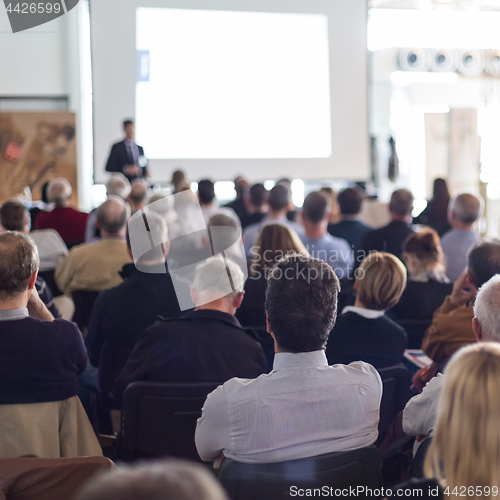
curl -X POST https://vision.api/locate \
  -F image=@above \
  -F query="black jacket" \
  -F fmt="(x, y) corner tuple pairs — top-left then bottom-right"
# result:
(105, 140), (148, 182)
(360, 220), (414, 261)
(113, 309), (267, 407)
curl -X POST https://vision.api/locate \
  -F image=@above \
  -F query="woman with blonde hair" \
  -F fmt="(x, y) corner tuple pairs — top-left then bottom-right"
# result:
(236, 223), (308, 328)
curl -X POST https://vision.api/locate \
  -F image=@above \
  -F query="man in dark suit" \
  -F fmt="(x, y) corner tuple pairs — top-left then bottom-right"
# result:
(113, 256), (267, 407)
(360, 188), (414, 261)
(105, 119), (148, 183)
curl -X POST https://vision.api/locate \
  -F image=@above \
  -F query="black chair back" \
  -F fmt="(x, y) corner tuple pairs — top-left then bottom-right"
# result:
(395, 319), (432, 349)
(378, 364), (412, 436)
(72, 290), (101, 331)
(410, 437), (432, 479)
(120, 381), (221, 461)
(218, 446), (382, 500)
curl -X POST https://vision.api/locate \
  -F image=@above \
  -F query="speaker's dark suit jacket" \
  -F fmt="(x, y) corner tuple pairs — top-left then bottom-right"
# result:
(105, 140), (148, 182)
(113, 309), (267, 407)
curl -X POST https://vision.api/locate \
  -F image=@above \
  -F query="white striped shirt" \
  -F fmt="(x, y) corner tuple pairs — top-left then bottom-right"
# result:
(195, 350), (382, 463)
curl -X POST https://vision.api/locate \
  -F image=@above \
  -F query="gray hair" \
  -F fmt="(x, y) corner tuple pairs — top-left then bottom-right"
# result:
(96, 196), (130, 235)
(47, 177), (72, 206)
(75, 460), (228, 500)
(194, 256), (245, 301)
(451, 193), (483, 225)
(0, 232), (39, 300)
(474, 274), (500, 342)
(106, 174), (131, 199)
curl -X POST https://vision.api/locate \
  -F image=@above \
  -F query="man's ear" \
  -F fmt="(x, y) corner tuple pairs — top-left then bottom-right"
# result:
(473, 317), (483, 342)
(233, 291), (244, 309)
(28, 271), (37, 291)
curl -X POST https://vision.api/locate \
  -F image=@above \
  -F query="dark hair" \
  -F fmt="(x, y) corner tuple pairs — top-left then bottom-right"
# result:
(302, 191), (328, 224)
(248, 183), (267, 208)
(390, 189), (414, 217)
(197, 179), (215, 204)
(0, 200), (28, 232)
(41, 181), (50, 204)
(267, 184), (290, 212)
(403, 228), (442, 264)
(337, 187), (363, 216)
(265, 253), (340, 352)
(430, 178), (450, 219)
(123, 119), (134, 129)
(468, 241), (500, 288)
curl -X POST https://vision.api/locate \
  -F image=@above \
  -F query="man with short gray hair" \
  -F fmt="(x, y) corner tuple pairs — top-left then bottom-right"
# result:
(114, 256), (266, 407)
(441, 193), (483, 281)
(0, 232), (87, 404)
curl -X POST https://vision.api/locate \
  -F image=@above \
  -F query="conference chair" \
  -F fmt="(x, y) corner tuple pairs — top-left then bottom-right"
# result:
(395, 319), (433, 349)
(119, 381), (221, 461)
(217, 446), (382, 500)
(410, 438), (432, 479)
(71, 290), (101, 334)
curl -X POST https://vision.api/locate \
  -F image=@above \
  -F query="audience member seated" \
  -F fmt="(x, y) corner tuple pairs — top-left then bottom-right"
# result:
(320, 187), (341, 225)
(418, 241), (500, 384)
(113, 257), (267, 407)
(224, 176), (249, 221)
(0, 232), (86, 404)
(55, 197), (131, 295)
(35, 178), (88, 247)
(206, 213), (245, 262)
(236, 223), (309, 328)
(243, 184), (303, 257)
(440, 193), (482, 281)
(326, 252), (407, 369)
(0, 200), (60, 317)
(195, 254), (382, 464)
(240, 183), (268, 230)
(391, 229), (452, 321)
(85, 174), (131, 242)
(297, 191), (352, 279)
(403, 274), (500, 444)
(147, 192), (183, 240)
(76, 460), (228, 500)
(412, 178), (451, 237)
(361, 189), (414, 261)
(127, 179), (149, 215)
(171, 169), (188, 194)
(29, 228), (68, 272)
(197, 179), (241, 228)
(86, 211), (185, 383)
(327, 187), (372, 265)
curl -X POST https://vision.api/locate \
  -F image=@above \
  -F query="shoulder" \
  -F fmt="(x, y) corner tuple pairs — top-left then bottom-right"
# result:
(38, 317), (80, 337)
(342, 361), (383, 386)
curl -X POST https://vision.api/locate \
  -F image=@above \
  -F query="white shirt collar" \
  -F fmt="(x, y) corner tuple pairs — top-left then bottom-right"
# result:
(342, 306), (385, 319)
(272, 350), (328, 371)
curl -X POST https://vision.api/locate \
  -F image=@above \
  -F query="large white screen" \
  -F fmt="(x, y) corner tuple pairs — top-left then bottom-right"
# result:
(136, 8), (332, 159)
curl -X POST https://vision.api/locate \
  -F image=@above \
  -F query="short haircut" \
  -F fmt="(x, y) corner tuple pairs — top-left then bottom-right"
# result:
(123, 119), (134, 128)
(356, 252), (407, 311)
(0, 232), (39, 300)
(302, 191), (329, 224)
(75, 460), (228, 500)
(171, 169), (186, 188)
(451, 193), (483, 225)
(47, 177), (72, 206)
(248, 183), (267, 208)
(197, 179), (215, 204)
(265, 253), (340, 353)
(127, 210), (168, 264)
(106, 174), (131, 199)
(267, 184), (290, 212)
(129, 180), (148, 205)
(208, 213), (237, 229)
(474, 275), (500, 342)
(0, 200), (29, 232)
(193, 256), (245, 301)
(468, 240), (500, 289)
(389, 189), (414, 217)
(337, 187), (363, 216)
(403, 228), (443, 266)
(96, 196), (130, 234)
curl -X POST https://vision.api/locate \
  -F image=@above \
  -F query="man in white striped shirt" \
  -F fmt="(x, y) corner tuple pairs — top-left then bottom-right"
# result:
(195, 254), (382, 464)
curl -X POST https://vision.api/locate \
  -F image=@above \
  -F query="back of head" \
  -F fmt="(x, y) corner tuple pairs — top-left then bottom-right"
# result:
(425, 342), (500, 490)
(337, 187), (363, 216)
(96, 196), (130, 235)
(47, 177), (72, 206)
(106, 174), (131, 199)
(451, 193), (483, 225)
(129, 180), (148, 206)
(265, 253), (340, 352)
(208, 213), (237, 230)
(267, 184), (290, 212)
(248, 183), (267, 208)
(171, 169), (186, 190)
(402, 228), (443, 267)
(302, 191), (329, 224)
(467, 241), (500, 288)
(431, 178), (450, 216)
(473, 275), (500, 342)
(197, 179), (215, 204)
(76, 460), (228, 500)
(234, 177), (248, 198)
(127, 210), (168, 265)
(0, 200), (29, 232)
(389, 189), (414, 218)
(356, 252), (407, 310)
(0, 232), (39, 300)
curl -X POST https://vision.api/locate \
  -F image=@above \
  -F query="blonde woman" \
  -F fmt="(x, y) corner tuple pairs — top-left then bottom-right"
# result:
(236, 223), (308, 328)
(326, 251), (408, 368)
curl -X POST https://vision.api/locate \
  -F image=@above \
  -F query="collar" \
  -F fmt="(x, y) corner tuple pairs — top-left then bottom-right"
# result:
(342, 306), (385, 319)
(162, 309), (242, 328)
(0, 308), (29, 321)
(273, 350), (328, 371)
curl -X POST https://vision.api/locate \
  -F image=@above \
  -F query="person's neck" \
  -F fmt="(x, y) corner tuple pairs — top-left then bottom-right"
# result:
(267, 209), (287, 220)
(341, 214), (360, 221)
(100, 231), (125, 239)
(452, 222), (474, 231)
(201, 201), (215, 209)
(0, 293), (28, 311)
(195, 298), (234, 315)
(353, 298), (368, 309)
(390, 214), (410, 223)
(249, 205), (266, 214)
(304, 221), (326, 239)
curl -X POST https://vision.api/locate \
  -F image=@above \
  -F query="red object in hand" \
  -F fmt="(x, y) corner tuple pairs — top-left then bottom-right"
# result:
(4, 142), (22, 163)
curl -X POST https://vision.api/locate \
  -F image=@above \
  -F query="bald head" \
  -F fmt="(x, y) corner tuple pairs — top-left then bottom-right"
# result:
(129, 180), (148, 208)
(450, 193), (483, 228)
(47, 178), (72, 207)
(96, 196), (130, 236)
